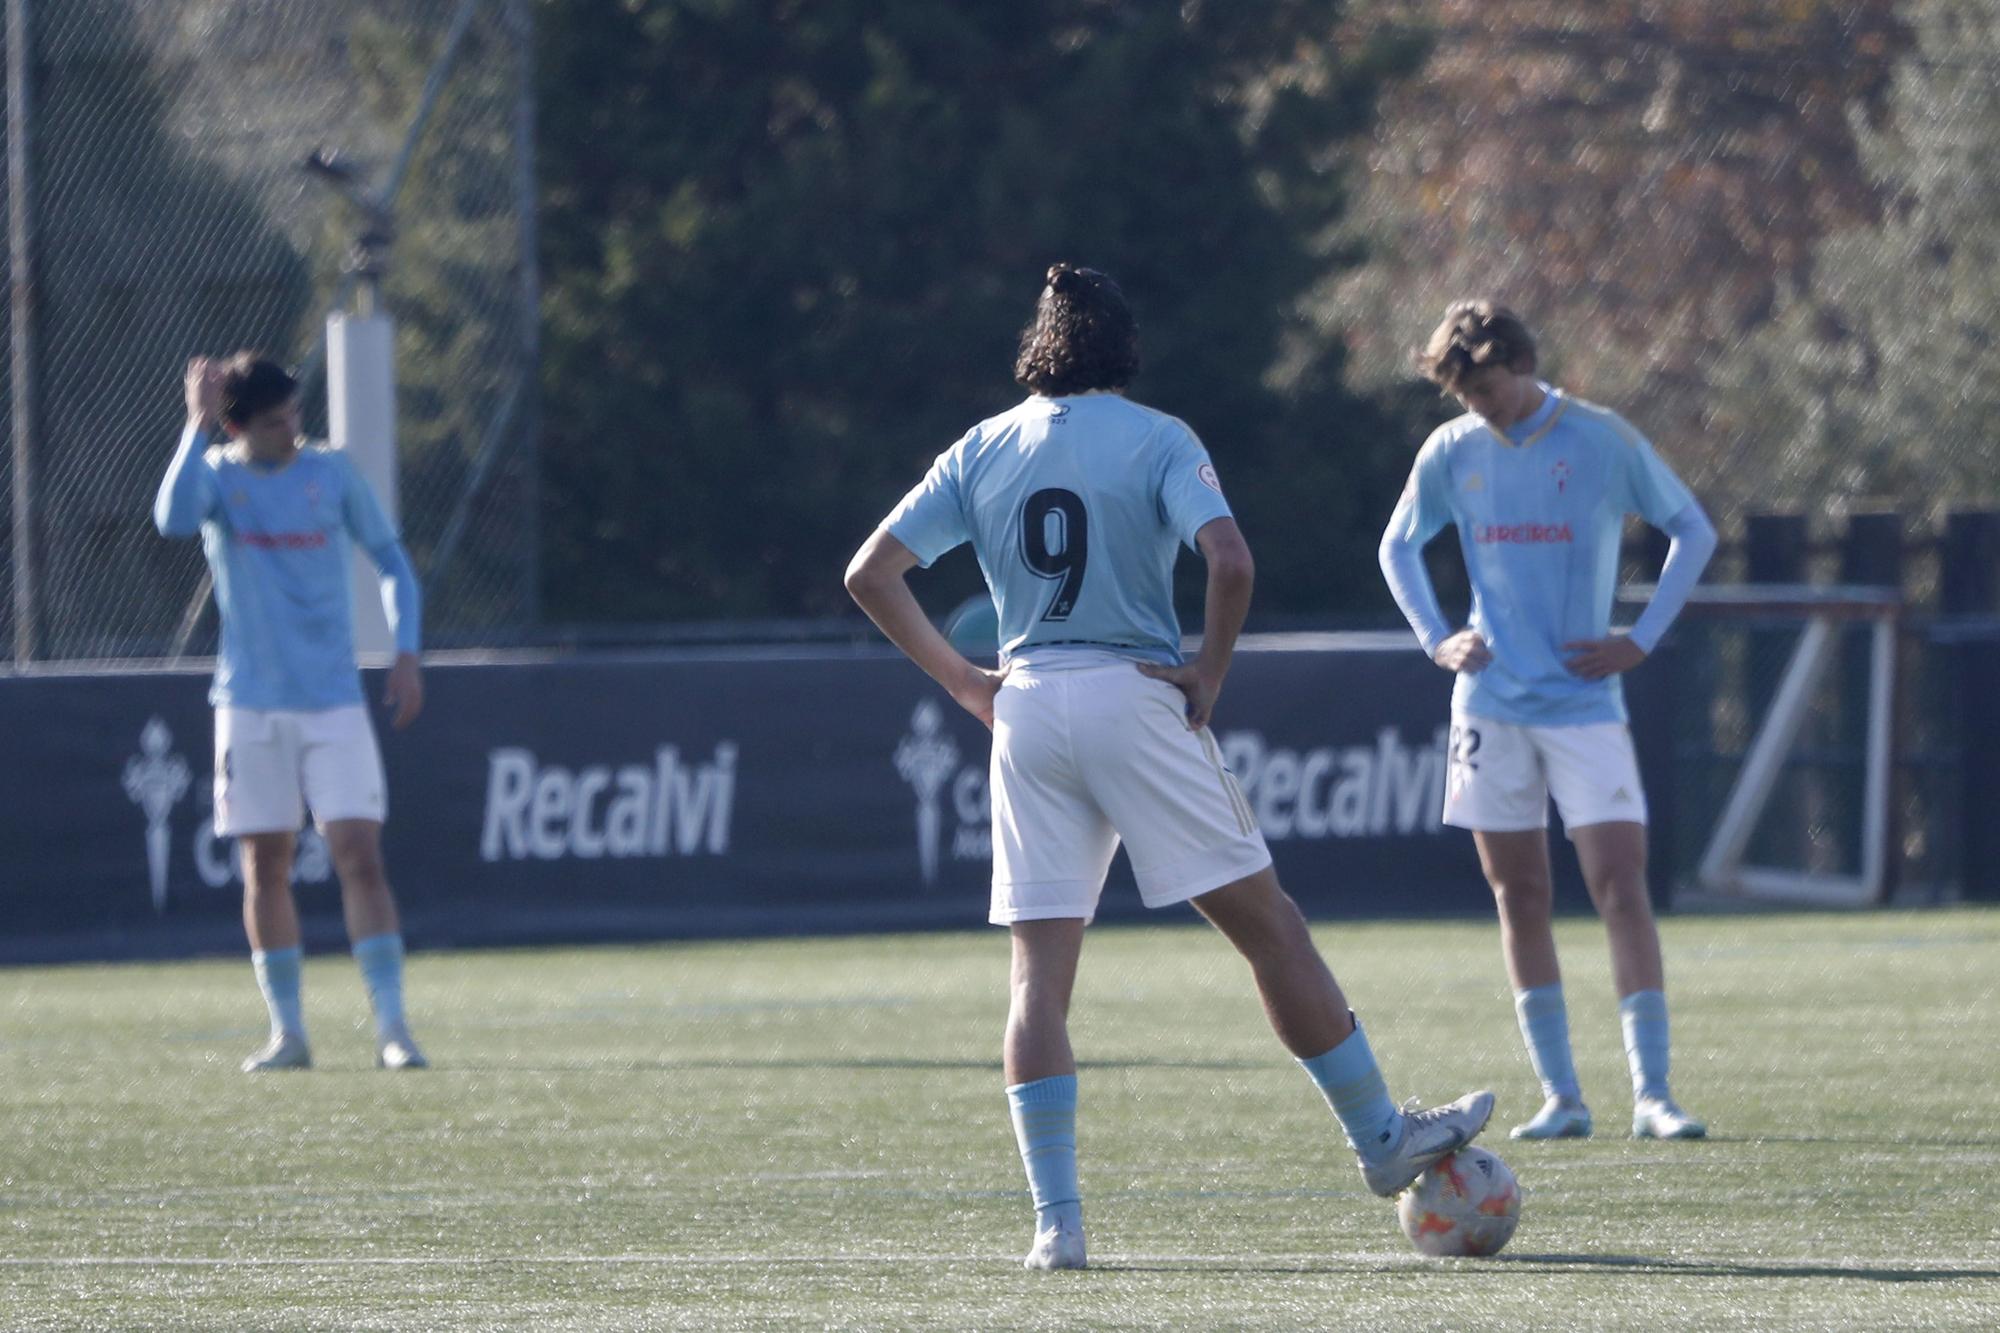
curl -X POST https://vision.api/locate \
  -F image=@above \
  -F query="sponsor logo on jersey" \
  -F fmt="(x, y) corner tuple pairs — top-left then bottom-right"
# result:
(1551, 459), (1571, 494)
(238, 530), (330, 550)
(1197, 463), (1224, 495)
(1474, 521), (1573, 544)
(480, 742), (738, 862)
(1462, 473), (1485, 493)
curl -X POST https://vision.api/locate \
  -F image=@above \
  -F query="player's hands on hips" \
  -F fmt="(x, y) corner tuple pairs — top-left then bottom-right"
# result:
(1434, 629), (1493, 674)
(1137, 661), (1222, 731)
(950, 662), (1006, 730)
(1563, 633), (1646, 680)
(384, 652), (425, 729)
(184, 356), (223, 431)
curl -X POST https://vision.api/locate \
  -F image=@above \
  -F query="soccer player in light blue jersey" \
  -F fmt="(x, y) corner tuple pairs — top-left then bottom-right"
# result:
(848, 265), (1493, 1271)
(155, 353), (428, 1074)
(1379, 302), (1718, 1142)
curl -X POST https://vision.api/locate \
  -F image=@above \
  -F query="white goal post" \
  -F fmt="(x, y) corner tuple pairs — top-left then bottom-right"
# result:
(1629, 583), (1902, 908)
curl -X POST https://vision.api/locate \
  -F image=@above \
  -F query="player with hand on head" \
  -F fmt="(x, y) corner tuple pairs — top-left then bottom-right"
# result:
(154, 353), (428, 1073)
(847, 265), (1493, 1271)
(1378, 302), (1717, 1142)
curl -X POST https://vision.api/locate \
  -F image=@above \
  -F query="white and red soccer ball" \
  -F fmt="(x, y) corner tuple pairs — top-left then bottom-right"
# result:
(1396, 1146), (1522, 1257)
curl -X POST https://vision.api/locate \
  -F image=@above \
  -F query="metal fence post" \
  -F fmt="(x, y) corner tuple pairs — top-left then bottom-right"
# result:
(7, 0), (36, 664)
(1943, 509), (2000, 902)
(509, 0), (540, 629)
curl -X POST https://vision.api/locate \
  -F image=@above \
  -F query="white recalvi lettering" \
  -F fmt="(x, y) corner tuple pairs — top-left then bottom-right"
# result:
(480, 743), (738, 863)
(1216, 727), (1448, 841)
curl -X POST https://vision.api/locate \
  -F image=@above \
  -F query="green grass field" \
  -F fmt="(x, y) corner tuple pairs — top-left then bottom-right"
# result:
(3, 908), (1997, 1330)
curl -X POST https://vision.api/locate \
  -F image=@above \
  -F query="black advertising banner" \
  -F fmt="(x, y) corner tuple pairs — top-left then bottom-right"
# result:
(0, 637), (1628, 963)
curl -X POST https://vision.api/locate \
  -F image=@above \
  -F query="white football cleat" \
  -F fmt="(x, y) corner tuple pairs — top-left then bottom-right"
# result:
(375, 1029), (429, 1071)
(1359, 1090), (1495, 1198)
(1022, 1220), (1087, 1271)
(240, 1031), (311, 1073)
(1632, 1095), (1706, 1139)
(1510, 1094), (1594, 1140)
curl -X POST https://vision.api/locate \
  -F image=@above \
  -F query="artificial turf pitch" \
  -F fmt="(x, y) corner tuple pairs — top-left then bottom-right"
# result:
(2, 908), (1996, 1329)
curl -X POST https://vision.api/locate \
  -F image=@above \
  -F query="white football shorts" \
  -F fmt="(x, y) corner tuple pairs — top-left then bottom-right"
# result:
(988, 660), (1272, 924)
(213, 704), (387, 837)
(1442, 708), (1647, 834)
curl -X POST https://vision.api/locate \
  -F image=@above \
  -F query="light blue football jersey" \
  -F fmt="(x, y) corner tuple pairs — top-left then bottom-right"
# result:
(886, 393), (1234, 667)
(1382, 385), (1696, 725)
(155, 426), (421, 710)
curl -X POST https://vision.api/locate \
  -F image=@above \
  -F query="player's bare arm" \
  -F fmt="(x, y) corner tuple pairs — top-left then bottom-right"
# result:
(845, 527), (1005, 728)
(1562, 632), (1646, 680)
(383, 652), (425, 729)
(1434, 628), (1493, 673)
(1138, 516), (1251, 731)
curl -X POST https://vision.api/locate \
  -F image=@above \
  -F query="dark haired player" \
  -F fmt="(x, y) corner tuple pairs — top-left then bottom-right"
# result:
(155, 353), (427, 1073)
(847, 266), (1492, 1270)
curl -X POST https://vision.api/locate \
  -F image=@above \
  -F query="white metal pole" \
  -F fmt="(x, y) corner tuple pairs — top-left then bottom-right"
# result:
(1696, 617), (1838, 894)
(1858, 616), (1897, 902)
(326, 310), (398, 658)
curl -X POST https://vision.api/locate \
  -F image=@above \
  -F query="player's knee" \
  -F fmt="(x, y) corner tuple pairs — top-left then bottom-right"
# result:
(331, 843), (387, 892)
(1489, 875), (1553, 916)
(1591, 874), (1652, 918)
(239, 841), (292, 891)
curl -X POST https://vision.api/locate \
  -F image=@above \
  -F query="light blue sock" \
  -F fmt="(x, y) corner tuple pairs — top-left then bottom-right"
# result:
(250, 946), (305, 1040)
(1298, 1020), (1401, 1162)
(1514, 983), (1582, 1101)
(352, 933), (408, 1039)
(1006, 1075), (1081, 1230)
(1620, 988), (1672, 1101)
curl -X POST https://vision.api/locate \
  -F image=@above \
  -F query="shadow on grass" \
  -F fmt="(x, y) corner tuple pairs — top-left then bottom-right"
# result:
(1095, 1255), (2000, 1282)
(1716, 1134), (2000, 1148)
(425, 1057), (1270, 1074)
(1498, 1252), (2000, 1282)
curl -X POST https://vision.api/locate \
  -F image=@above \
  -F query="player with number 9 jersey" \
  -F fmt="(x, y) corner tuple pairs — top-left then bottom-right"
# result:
(884, 392), (1231, 668)
(845, 265), (1494, 1274)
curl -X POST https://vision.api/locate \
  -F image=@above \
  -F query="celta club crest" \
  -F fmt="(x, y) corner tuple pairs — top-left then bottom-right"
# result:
(895, 700), (961, 885)
(1551, 459), (1572, 494)
(123, 717), (191, 913)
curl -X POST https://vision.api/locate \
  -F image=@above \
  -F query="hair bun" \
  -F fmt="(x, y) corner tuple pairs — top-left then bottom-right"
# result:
(1047, 264), (1082, 295)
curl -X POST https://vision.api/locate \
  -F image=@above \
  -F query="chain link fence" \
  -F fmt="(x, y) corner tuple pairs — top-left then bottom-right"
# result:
(2, 0), (536, 663)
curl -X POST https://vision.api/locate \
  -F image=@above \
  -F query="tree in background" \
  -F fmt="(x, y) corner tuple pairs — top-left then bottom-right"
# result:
(535, 1), (1424, 625)
(348, 4), (539, 636)
(1324, 0), (1907, 513)
(1714, 0), (2000, 509)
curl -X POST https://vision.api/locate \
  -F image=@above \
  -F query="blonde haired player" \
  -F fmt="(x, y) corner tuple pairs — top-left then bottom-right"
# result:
(1379, 302), (1717, 1141)
(848, 265), (1492, 1271)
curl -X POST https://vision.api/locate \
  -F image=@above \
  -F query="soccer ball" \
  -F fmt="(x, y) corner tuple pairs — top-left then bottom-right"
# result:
(1395, 1146), (1522, 1257)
